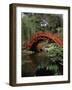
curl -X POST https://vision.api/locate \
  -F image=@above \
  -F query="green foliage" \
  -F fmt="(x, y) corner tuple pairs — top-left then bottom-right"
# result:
(36, 43), (63, 75)
(21, 13), (63, 41)
(48, 44), (63, 59)
(21, 13), (63, 76)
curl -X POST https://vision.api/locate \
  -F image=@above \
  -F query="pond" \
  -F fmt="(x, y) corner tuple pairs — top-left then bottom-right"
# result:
(21, 51), (63, 77)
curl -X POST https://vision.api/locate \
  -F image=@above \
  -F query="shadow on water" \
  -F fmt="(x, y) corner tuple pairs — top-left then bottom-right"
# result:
(22, 52), (63, 77)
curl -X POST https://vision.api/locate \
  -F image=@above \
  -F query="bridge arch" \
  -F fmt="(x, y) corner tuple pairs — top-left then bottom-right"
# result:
(25, 31), (63, 51)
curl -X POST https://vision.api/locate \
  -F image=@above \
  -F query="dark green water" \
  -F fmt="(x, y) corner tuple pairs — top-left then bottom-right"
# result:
(22, 52), (63, 77)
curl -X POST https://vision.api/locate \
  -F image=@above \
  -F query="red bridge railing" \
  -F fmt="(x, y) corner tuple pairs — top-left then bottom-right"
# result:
(24, 31), (63, 49)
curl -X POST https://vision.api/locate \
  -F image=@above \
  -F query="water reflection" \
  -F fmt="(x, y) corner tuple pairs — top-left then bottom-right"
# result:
(22, 52), (63, 77)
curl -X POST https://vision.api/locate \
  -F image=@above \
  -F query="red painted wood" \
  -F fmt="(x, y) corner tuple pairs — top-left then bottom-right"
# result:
(25, 32), (63, 49)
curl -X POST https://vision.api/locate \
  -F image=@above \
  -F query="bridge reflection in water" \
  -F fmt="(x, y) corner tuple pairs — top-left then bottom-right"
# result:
(22, 51), (63, 77)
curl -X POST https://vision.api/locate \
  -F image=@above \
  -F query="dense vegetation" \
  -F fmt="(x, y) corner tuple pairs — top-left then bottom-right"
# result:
(21, 13), (63, 77)
(21, 13), (63, 42)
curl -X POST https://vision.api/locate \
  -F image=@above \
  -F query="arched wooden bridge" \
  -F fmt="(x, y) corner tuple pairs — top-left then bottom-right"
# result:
(24, 31), (63, 49)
